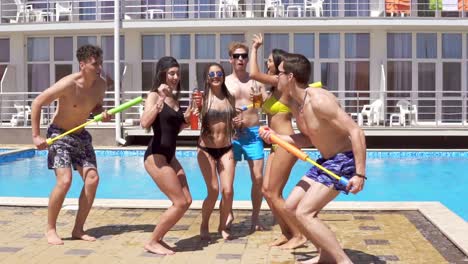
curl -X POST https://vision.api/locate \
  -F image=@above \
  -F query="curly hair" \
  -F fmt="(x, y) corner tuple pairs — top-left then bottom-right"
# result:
(76, 45), (103, 62)
(228, 42), (249, 57)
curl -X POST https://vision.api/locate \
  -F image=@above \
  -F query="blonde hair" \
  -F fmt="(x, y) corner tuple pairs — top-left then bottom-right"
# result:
(228, 42), (249, 57)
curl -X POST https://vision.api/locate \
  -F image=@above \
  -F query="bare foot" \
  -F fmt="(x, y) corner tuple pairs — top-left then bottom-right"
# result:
(225, 213), (234, 230)
(159, 240), (175, 250)
(200, 227), (211, 241)
(144, 241), (175, 255)
(269, 234), (289, 247)
(219, 229), (232, 240)
(250, 223), (267, 233)
(279, 235), (307, 250)
(298, 255), (319, 264)
(71, 230), (96, 242)
(46, 230), (64, 245)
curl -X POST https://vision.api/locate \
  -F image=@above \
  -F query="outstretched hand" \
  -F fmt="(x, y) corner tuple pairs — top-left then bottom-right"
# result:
(346, 176), (365, 194)
(252, 33), (263, 49)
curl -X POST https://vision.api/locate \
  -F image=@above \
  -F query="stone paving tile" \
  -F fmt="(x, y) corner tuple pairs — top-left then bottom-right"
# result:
(0, 207), (466, 263)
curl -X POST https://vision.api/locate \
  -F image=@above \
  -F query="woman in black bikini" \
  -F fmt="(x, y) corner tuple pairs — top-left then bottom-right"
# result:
(141, 56), (195, 255)
(197, 63), (236, 240)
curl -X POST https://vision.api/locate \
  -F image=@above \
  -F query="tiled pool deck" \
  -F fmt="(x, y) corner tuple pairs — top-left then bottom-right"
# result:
(0, 201), (467, 264)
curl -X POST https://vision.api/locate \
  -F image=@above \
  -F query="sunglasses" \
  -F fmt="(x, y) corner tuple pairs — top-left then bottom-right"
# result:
(208, 71), (224, 78)
(232, 53), (248, 59)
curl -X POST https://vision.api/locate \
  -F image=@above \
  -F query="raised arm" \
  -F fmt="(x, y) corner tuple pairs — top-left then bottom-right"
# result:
(249, 33), (279, 87)
(31, 76), (72, 149)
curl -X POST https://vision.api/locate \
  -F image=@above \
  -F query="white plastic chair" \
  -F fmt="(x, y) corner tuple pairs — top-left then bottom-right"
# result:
(11, 0), (40, 23)
(146, 8), (164, 19)
(55, 1), (72, 21)
(390, 100), (418, 126)
(304, 0), (323, 17)
(10, 104), (31, 126)
(351, 99), (383, 126)
(219, 0), (241, 18)
(264, 0), (285, 17)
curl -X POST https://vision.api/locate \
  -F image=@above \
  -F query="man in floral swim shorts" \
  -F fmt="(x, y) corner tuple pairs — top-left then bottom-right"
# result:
(31, 45), (111, 245)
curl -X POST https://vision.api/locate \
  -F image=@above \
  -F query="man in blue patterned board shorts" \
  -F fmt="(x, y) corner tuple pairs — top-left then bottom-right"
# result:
(31, 45), (111, 245)
(259, 53), (367, 264)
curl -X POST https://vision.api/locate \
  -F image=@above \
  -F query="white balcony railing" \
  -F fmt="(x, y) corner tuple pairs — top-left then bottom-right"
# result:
(1, 89), (467, 129)
(0, 0), (467, 24)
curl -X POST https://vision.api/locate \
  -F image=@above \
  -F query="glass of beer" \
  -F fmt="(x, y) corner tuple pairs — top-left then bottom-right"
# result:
(252, 81), (262, 108)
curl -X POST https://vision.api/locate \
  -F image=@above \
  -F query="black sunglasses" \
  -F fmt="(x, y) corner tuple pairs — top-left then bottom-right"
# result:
(232, 53), (248, 59)
(208, 71), (224, 78)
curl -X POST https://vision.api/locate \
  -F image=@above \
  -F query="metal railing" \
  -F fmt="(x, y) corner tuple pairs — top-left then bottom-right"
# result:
(1, 90), (467, 129)
(1, 0), (467, 24)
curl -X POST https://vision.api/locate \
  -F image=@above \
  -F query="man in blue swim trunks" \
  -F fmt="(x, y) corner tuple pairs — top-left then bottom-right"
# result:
(31, 45), (111, 245)
(260, 53), (366, 264)
(225, 41), (266, 232)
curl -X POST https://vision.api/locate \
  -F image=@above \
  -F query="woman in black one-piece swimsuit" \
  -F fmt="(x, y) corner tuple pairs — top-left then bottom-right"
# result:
(140, 56), (195, 255)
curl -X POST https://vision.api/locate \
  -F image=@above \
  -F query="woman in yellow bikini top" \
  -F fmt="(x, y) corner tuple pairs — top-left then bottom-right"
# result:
(249, 33), (306, 249)
(262, 95), (291, 115)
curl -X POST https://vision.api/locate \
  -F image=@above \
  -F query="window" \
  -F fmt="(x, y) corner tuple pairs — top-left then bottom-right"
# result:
(320, 33), (340, 59)
(54, 37), (73, 83)
(142, 35), (166, 60)
(0, 38), (9, 82)
(142, 35), (166, 91)
(345, 33), (370, 113)
(320, 33), (340, 91)
(294, 33), (315, 83)
(171, 34), (190, 59)
(387, 33), (412, 59)
(442, 33), (462, 59)
(387, 33), (412, 118)
(417, 33), (437, 59)
(27, 37), (50, 93)
(0, 39), (9, 63)
(344, 0), (370, 16)
(195, 34), (215, 59)
(264, 34), (289, 59)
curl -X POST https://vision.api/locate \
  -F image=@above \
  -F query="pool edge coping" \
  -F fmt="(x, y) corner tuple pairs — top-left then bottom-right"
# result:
(0, 198), (466, 255)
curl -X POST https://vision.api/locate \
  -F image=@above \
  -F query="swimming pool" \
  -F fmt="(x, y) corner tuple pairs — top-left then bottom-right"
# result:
(0, 149), (467, 221)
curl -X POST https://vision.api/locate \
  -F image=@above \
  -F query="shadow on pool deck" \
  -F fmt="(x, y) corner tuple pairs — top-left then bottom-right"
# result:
(0, 207), (466, 264)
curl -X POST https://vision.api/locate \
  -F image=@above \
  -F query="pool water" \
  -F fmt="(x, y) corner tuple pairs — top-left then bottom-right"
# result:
(0, 150), (467, 221)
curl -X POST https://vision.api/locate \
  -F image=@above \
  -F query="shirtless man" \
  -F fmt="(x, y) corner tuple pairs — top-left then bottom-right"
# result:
(225, 42), (266, 232)
(31, 45), (111, 245)
(259, 53), (366, 264)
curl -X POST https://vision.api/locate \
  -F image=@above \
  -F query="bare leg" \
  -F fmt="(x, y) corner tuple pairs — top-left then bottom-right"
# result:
(144, 156), (192, 255)
(263, 148), (305, 249)
(72, 167), (99, 242)
(46, 168), (72, 245)
(217, 150), (235, 240)
(198, 150), (220, 241)
(248, 159), (265, 232)
(291, 177), (352, 264)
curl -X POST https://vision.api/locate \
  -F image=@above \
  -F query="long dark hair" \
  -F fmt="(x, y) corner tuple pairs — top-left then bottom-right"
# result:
(271, 49), (287, 75)
(150, 56), (181, 99)
(201, 63), (235, 139)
